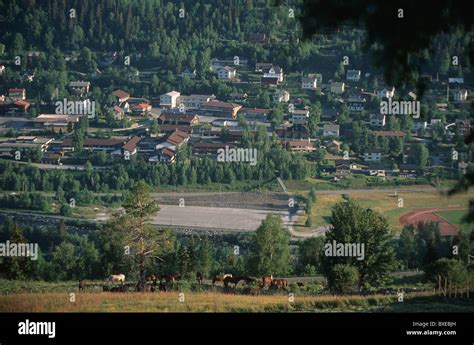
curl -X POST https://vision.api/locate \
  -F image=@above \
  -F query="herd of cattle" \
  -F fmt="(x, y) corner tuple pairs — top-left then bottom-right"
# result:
(77, 273), (296, 295)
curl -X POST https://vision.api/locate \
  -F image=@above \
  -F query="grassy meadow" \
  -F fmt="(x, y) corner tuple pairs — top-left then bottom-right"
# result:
(293, 190), (473, 233)
(2, 290), (474, 312)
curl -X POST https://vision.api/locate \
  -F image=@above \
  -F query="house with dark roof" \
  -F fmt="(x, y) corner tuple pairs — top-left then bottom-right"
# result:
(158, 113), (199, 126)
(248, 33), (269, 44)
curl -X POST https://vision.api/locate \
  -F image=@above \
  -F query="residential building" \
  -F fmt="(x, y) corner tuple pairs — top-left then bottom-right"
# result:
(217, 66), (237, 80)
(200, 100), (242, 118)
(346, 69), (361, 81)
(121, 136), (141, 157)
(330, 82), (345, 95)
(363, 149), (382, 162)
(131, 102), (152, 115)
(327, 140), (342, 153)
(301, 76), (318, 90)
(323, 124), (340, 137)
(229, 93), (248, 102)
(453, 89), (468, 102)
(263, 65), (283, 82)
(158, 113), (200, 126)
(248, 33), (269, 44)
(369, 113), (386, 127)
(376, 86), (395, 98)
(69, 81), (91, 96)
(160, 91), (181, 109)
(273, 90), (290, 103)
(291, 109), (310, 126)
(347, 97), (366, 111)
(178, 94), (216, 109)
(322, 108), (338, 121)
(8, 88), (26, 101)
(112, 89), (130, 103)
(375, 130), (405, 138)
(243, 108), (270, 121)
(285, 140), (315, 152)
(180, 67), (196, 79)
(399, 164), (421, 178)
(260, 76), (279, 87)
(113, 105), (125, 120)
(255, 62), (274, 72)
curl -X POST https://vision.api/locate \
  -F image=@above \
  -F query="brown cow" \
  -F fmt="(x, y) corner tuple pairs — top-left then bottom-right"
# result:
(146, 274), (157, 282)
(212, 274), (232, 286)
(271, 279), (288, 289)
(161, 273), (182, 283)
(78, 279), (85, 292)
(260, 276), (272, 288)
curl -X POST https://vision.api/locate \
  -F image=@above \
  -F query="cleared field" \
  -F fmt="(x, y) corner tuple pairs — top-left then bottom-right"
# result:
(152, 205), (290, 231)
(294, 190), (473, 233)
(0, 291), (456, 312)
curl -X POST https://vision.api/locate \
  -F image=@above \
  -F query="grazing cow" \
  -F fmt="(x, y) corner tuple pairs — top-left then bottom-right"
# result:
(161, 273), (182, 283)
(196, 272), (204, 284)
(212, 274), (233, 286)
(78, 280), (85, 292)
(158, 281), (167, 292)
(146, 274), (157, 282)
(224, 276), (244, 288)
(136, 281), (154, 292)
(108, 274), (125, 283)
(271, 279), (288, 290)
(260, 276), (272, 288)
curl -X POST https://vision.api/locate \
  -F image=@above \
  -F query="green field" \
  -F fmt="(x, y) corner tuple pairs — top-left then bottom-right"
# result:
(294, 190), (473, 233)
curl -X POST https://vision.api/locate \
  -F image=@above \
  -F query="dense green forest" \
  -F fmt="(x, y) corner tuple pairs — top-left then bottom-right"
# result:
(0, 0), (470, 102)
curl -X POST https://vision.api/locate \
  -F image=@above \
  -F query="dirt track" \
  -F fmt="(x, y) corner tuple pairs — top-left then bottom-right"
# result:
(399, 207), (467, 236)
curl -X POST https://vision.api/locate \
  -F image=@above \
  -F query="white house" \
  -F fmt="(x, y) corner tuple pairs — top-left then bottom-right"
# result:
(453, 89), (468, 102)
(217, 66), (236, 80)
(263, 65), (283, 82)
(413, 121), (428, 131)
(178, 94), (216, 109)
(346, 70), (361, 81)
(330, 82), (345, 95)
(180, 67), (196, 79)
(369, 113), (386, 127)
(323, 124), (340, 137)
(160, 91), (181, 109)
(302, 76), (318, 90)
(291, 109), (310, 125)
(364, 149), (382, 162)
(273, 90), (290, 103)
(377, 86), (395, 98)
